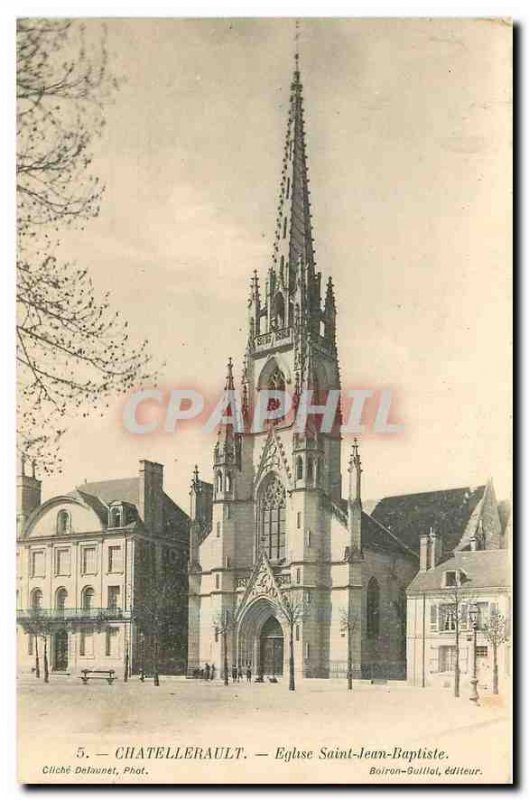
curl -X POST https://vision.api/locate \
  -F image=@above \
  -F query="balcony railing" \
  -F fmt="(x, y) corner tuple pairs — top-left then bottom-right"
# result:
(17, 607), (132, 623)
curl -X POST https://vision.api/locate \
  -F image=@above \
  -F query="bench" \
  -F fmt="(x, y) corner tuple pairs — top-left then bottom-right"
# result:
(81, 669), (116, 685)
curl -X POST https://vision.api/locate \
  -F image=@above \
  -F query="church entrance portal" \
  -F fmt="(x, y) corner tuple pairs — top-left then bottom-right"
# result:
(259, 616), (284, 677)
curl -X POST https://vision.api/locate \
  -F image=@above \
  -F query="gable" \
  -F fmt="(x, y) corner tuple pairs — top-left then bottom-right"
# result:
(24, 496), (104, 539)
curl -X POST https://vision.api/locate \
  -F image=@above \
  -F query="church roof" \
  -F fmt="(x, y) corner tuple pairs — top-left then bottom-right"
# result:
(407, 548), (510, 594)
(364, 485), (487, 556)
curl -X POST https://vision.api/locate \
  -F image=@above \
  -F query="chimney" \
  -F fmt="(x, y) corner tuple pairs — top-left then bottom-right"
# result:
(17, 455), (41, 535)
(429, 529), (442, 568)
(138, 460), (164, 534)
(419, 534), (429, 571)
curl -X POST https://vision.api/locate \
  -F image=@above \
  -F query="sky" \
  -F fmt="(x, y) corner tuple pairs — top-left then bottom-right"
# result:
(43, 18), (512, 509)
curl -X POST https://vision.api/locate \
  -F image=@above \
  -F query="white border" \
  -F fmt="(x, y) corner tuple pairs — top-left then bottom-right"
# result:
(0, 3), (522, 798)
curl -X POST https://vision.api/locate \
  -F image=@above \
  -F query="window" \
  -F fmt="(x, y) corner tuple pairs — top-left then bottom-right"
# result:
(82, 587), (95, 611)
(296, 457), (303, 481)
(216, 521), (221, 538)
(56, 510), (71, 534)
(295, 624), (300, 642)
(216, 472), (223, 492)
(297, 511), (301, 529)
(439, 604), (457, 631)
(307, 458), (314, 484)
(108, 546), (122, 573)
(55, 548), (70, 576)
(258, 475), (286, 561)
(305, 529), (312, 548)
(286, 177), (290, 199)
(81, 546), (97, 575)
(105, 627), (119, 657)
(366, 577), (380, 639)
(296, 568), (301, 584)
(31, 550), (45, 578)
(80, 630), (94, 657)
(282, 215), (287, 239)
(305, 590), (311, 605)
(444, 570), (458, 587)
(107, 586), (120, 611)
(30, 588), (43, 610)
(215, 574), (220, 590)
(476, 646), (488, 658)
(475, 602), (489, 630)
(214, 627), (219, 643)
(55, 587), (67, 611)
(226, 473), (232, 493)
(305, 642), (310, 659)
(430, 604), (438, 632)
(439, 645), (457, 673)
(108, 506), (123, 528)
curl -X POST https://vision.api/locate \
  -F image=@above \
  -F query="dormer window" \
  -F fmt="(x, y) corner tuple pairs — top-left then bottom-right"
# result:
(108, 505), (123, 529)
(57, 510), (71, 535)
(443, 569), (467, 588)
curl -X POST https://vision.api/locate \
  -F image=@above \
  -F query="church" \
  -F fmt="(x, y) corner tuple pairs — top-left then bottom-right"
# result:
(187, 55), (420, 681)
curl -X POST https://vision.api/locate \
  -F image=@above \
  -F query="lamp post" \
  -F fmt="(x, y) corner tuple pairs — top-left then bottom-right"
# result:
(469, 605), (479, 704)
(139, 632), (145, 682)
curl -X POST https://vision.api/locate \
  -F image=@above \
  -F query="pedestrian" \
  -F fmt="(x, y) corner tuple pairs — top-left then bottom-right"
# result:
(205, 662), (210, 680)
(231, 663), (237, 683)
(210, 663), (216, 681)
(237, 664), (243, 682)
(246, 663), (252, 683)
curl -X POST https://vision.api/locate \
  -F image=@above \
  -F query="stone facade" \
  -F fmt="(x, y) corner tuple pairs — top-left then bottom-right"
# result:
(187, 58), (418, 681)
(16, 459), (189, 677)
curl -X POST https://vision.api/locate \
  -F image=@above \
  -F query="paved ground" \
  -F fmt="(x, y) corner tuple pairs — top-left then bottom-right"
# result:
(18, 676), (511, 784)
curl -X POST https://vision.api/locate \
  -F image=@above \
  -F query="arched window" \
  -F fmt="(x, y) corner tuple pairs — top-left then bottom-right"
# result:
(307, 458), (314, 484)
(272, 293), (285, 330)
(57, 510), (71, 534)
(258, 475), (286, 561)
(296, 456), (303, 481)
(82, 587), (95, 611)
(216, 472), (223, 493)
(31, 588), (43, 611)
(366, 577), (380, 639)
(226, 473), (232, 493)
(56, 587), (67, 612)
(108, 506), (123, 528)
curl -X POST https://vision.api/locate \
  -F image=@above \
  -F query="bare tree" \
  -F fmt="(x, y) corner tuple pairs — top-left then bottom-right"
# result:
(483, 608), (509, 695)
(213, 610), (235, 686)
(339, 607), (358, 691)
(19, 611), (51, 681)
(17, 19), (155, 472)
(279, 591), (307, 692)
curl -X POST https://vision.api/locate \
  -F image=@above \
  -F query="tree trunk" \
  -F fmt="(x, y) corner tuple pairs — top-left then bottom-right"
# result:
(347, 627), (353, 691)
(289, 626), (295, 691)
(34, 635), (40, 679)
(153, 633), (160, 686)
(223, 630), (229, 686)
(43, 636), (49, 683)
(454, 616), (460, 698)
(493, 643), (499, 695)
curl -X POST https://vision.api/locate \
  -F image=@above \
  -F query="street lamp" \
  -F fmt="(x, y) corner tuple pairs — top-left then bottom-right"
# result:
(468, 605), (479, 704)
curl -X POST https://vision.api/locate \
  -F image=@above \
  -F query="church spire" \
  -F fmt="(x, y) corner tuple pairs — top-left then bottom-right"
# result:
(272, 39), (316, 296)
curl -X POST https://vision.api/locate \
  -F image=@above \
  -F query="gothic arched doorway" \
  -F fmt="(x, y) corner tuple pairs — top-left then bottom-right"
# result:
(259, 616), (284, 677)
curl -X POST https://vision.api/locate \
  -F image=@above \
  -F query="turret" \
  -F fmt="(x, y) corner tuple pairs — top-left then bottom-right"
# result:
(347, 439), (362, 554)
(213, 358), (242, 502)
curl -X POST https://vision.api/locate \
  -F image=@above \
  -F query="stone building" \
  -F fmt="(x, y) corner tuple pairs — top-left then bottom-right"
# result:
(16, 458), (189, 677)
(404, 481), (511, 690)
(187, 58), (419, 681)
